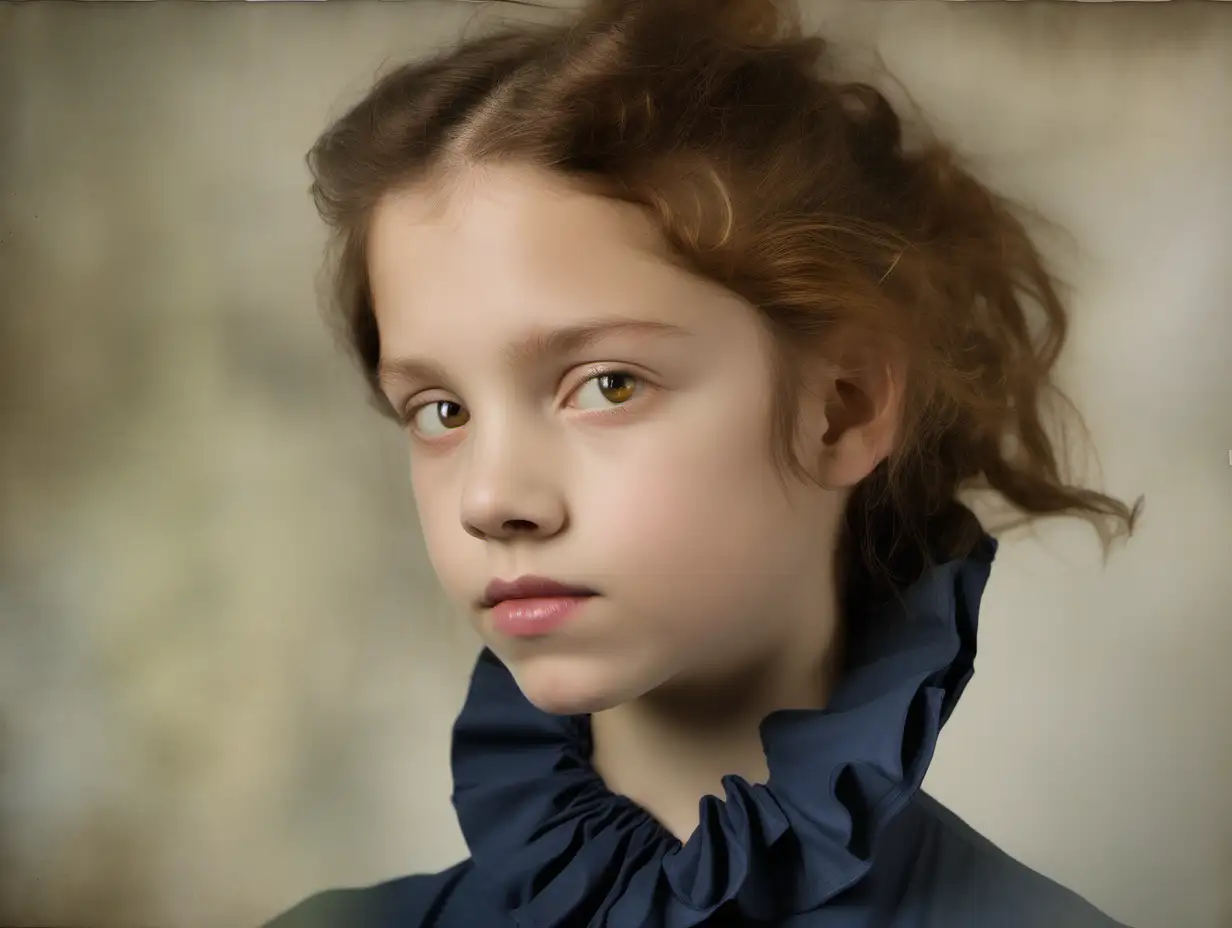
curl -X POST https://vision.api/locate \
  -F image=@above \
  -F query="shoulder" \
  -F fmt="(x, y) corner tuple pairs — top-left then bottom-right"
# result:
(903, 792), (1131, 928)
(261, 859), (499, 928)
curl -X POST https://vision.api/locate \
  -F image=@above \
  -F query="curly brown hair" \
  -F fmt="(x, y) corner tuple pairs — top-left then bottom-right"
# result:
(306, 0), (1141, 604)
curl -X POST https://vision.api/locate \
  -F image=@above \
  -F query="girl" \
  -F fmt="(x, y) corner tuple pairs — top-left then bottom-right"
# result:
(267, 0), (1140, 925)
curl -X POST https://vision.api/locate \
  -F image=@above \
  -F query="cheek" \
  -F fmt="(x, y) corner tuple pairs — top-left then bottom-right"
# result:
(587, 416), (804, 604)
(590, 461), (803, 666)
(409, 464), (470, 595)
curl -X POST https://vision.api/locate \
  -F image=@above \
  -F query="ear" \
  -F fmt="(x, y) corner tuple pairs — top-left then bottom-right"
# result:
(810, 350), (904, 489)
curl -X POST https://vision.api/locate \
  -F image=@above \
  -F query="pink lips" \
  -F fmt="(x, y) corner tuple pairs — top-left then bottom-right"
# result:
(480, 575), (597, 638)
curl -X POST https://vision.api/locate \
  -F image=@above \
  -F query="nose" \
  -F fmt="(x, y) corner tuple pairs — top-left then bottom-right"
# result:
(459, 429), (567, 542)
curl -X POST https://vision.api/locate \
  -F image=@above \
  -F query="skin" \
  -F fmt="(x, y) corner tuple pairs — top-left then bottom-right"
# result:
(367, 162), (899, 840)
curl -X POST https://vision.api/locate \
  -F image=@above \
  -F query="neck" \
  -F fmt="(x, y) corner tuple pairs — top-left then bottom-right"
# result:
(590, 611), (844, 843)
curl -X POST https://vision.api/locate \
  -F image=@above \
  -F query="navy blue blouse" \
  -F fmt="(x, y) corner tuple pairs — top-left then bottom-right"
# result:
(265, 534), (1129, 927)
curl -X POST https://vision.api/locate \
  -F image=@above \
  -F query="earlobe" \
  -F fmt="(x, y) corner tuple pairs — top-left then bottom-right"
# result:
(813, 357), (903, 489)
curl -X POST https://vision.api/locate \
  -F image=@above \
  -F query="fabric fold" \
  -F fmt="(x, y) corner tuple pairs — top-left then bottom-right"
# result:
(451, 533), (998, 928)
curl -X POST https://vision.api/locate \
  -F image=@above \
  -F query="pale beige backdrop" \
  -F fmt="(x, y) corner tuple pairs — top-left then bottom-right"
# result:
(0, 1), (1229, 926)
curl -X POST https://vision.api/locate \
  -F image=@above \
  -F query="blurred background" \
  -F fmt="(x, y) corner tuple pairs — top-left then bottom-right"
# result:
(0, 1), (1229, 926)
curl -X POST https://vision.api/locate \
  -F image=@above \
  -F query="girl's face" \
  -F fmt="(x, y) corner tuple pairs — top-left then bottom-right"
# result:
(368, 163), (845, 715)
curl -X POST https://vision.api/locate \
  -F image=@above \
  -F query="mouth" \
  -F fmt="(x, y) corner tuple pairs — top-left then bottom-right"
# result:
(480, 575), (599, 609)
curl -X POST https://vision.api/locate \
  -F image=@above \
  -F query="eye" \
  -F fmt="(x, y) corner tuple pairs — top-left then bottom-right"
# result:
(409, 399), (470, 436)
(571, 371), (640, 410)
(404, 370), (642, 438)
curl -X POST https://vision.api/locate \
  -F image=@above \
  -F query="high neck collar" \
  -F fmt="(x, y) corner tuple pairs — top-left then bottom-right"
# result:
(450, 533), (997, 928)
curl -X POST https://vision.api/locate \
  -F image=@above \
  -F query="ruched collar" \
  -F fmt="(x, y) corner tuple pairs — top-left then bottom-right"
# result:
(449, 533), (998, 927)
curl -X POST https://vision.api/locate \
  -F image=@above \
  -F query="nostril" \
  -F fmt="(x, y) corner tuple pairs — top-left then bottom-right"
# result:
(503, 519), (538, 533)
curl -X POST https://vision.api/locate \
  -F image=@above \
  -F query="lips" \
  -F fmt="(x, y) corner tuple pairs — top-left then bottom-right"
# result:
(480, 575), (598, 609)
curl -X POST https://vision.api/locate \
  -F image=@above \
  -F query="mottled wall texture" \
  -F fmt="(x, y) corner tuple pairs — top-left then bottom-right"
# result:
(0, 1), (1228, 926)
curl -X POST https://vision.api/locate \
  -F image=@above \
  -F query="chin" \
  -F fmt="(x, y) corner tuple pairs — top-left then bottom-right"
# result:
(505, 650), (652, 717)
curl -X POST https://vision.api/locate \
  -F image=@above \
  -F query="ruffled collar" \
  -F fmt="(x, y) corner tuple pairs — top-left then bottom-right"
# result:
(450, 533), (998, 928)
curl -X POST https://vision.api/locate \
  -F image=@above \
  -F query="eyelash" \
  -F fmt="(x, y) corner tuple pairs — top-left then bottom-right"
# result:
(400, 365), (648, 438)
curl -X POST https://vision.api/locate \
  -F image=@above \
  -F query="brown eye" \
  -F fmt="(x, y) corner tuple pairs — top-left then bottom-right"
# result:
(410, 400), (470, 436)
(573, 371), (639, 410)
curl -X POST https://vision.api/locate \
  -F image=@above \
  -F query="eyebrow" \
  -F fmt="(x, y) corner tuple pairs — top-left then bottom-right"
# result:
(376, 317), (693, 390)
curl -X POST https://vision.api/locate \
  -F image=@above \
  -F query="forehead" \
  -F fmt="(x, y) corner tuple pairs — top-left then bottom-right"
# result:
(366, 163), (739, 352)
(369, 163), (666, 298)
